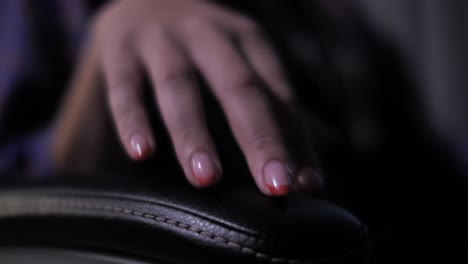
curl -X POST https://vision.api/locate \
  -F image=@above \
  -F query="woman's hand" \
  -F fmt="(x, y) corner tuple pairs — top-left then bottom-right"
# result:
(93, 0), (322, 195)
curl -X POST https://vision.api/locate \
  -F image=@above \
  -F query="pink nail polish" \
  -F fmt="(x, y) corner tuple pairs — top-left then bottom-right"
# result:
(130, 134), (152, 160)
(191, 152), (218, 186)
(264, 161), (291, 195)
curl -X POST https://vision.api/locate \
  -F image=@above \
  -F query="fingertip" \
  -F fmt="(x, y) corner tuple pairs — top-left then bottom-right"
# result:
(263, 160), (291, 196)
(130, 133), (155, 160)
(190, 151), (222, 188)
(296, 167), (324, 194)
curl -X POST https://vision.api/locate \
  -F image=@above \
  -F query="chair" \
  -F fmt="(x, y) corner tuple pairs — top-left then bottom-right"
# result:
(0, 41), (370, 264)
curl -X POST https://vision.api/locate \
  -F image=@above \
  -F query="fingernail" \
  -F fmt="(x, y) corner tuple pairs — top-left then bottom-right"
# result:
(191, 152), (219, 187)
(130, 134), (152, 160)
(297, 167), (324, 193)
(264, 161), (291, 195)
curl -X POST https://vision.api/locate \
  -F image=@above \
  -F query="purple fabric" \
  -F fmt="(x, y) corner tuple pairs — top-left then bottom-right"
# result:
(0, 0), (35, 117)
(0, 127), (53, 176)
(0, 0), (88, 175)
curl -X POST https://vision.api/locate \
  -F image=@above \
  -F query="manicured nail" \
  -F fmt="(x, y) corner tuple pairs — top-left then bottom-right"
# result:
(130, 134), (152, 160)
(297, 167), (324, 193)
(264, 161), (291, 195)
(191, 152), (219, 187)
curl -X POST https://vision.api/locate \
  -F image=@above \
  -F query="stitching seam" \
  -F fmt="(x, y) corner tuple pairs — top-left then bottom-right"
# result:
(2, 199), (368, 264)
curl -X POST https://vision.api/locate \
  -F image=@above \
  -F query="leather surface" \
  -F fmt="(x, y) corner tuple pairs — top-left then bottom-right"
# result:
(0, 174), (369, 264)
(0, 248), (157, 264)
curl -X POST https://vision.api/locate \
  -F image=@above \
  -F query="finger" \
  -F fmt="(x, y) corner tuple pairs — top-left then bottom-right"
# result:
(234, 21), (323, 193)
(235, 22), (296, 104)
(181, 22), (292, 196)
(137, 27), (221, 188)
(100, 37), (155, 160)
(285, 106), (325, 193)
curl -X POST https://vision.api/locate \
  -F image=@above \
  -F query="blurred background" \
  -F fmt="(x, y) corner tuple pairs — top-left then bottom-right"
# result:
(0, 0), (467, 263)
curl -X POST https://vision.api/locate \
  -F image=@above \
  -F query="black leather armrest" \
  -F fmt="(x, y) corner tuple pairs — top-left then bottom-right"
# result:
(0, 174), (369, 264)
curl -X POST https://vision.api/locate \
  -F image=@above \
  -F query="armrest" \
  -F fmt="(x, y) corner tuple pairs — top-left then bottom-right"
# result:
(0, 174), (369, 264)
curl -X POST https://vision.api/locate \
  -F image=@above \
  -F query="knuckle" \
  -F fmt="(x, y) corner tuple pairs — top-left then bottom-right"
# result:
(174, 126), (206, 146)
(250, 135), (284, 153)
(137, 23), (173, 54)
(140, 22), (167, 41)
(223, 71), (260, 96)
(91, 6), (122, 43)
(107, 66), (141, 91)
(93, 21), (133, 57)
(180, 16), (215, 36)
(159, 67), (194, 90)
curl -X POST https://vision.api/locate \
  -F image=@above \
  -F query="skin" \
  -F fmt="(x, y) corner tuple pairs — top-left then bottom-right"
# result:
(93, 0), (322, 196)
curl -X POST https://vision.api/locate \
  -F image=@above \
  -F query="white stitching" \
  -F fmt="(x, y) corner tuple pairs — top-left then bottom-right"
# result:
(2, 199), (367, 264)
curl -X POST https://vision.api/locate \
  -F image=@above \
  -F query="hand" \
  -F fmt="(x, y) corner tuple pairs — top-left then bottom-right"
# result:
(93, 0), (322, 195)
